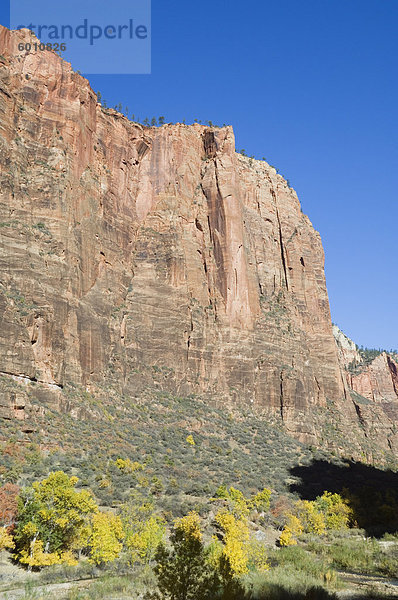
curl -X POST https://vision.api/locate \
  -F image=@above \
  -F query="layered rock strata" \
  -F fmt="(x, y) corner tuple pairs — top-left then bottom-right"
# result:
(0, 26), (397, 459)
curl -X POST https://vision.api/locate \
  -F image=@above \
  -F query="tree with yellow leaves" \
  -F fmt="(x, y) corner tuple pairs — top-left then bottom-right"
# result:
(0, 527), (15, 551)
(278, 501), (324, 547)
(14, 471), (98, 567)
(126, 515), (165, 564)
(279, 514), (303, 546)
(114, 458), (144, 474)
(248, 538), (270, 572)
(214, 485), (272, 518)
(279, 527), (296, 547)
(295, 500), (326, 535)
(278, 491), (352, 546)
(215, 510), (250, 576)
(87, 512), (124, 566)
(214, 486), (249, 517)
(289, 492), (352, 538)
(18, 540), (77, 568)
(250, 488), (272, 513)
(121, 492), (165, 565)
(314, 491), (353, 530)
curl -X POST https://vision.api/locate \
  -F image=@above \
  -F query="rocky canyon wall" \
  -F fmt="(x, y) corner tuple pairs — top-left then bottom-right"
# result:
(0, 26), (397, 460)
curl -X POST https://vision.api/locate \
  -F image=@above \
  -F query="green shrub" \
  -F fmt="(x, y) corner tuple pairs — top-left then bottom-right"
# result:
(268, 546), (334, 582)
(244, 567), (339, 599)
(305, 536), (398, 577)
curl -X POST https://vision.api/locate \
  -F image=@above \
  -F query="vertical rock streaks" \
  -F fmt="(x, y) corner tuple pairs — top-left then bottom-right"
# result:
(0, 26), (397, 458)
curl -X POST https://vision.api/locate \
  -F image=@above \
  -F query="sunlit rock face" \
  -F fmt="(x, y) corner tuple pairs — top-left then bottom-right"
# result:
(0, 26), (397, 459)
(334, 327), (398, 456)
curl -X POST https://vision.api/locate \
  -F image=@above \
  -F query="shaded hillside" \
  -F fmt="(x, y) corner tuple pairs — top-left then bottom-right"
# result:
(289, 459), (398, 535)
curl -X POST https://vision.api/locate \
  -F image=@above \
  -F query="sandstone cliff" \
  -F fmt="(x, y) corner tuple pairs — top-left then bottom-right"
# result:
(0, 26), (397, 461)
(332, 325), (361, 368)
(334, 326), (398, 456)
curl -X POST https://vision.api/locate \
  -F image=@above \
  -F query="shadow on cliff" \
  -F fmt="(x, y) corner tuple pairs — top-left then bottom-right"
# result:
(288, 459), (398, 536)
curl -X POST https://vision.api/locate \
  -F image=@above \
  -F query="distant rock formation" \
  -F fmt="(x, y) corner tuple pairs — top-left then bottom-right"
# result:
(333, 326), (398, 456)
(332, 325), (361, 368)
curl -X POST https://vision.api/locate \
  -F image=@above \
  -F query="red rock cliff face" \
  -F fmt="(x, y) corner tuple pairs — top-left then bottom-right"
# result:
(334, 327), (398, 456)
(0, 27), (396, 457)
(348, 354), (398, 405)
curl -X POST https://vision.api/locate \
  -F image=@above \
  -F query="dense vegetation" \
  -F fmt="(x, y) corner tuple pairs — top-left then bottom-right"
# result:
(0, 378), (321, 512)
(0, 378), (397, 597)
(4, 469), (395, 599)
(1, 470), (397, 599)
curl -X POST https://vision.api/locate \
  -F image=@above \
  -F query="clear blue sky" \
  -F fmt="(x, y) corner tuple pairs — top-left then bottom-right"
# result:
(1, 0), (397, 350)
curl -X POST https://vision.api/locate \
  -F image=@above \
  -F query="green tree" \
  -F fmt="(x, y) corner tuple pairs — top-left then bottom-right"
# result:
(150, 512), (219, 600)
(218, 554), (247, 600)
(121, 493), (165, 564)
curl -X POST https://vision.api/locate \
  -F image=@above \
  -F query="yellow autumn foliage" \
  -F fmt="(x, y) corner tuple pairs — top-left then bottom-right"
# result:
(0, 527), (15, 551)
(174, 511), (202, 541)
(14, 471), (98, 567)
(295, 500), (326, 535)
(122, 493), (166, 565)
(314, 491), (353, 530)
(206, 535), (224, 569)
(18, 540), (77, 567)
(126, 515), (165, 564)
(115, 458), (144, 473)
(287, 514), (304, 536)
(215, 511), (250, 576)
(279, 513), (303, 546)
(88, 512), (124, 565)
(279, 527), (297, 546)
(250, 488), (272, 513)
(214, 485), (272, 519)
(278, 492), (351, 546)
